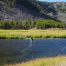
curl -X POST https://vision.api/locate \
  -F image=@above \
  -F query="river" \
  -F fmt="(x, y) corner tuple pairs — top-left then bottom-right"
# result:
(0, 39), (66, 65)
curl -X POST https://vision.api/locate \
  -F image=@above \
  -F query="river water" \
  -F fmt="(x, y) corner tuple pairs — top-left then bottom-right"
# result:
(0, 39), (66, 65)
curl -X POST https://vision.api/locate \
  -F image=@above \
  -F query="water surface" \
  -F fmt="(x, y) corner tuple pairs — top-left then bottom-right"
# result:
(0, 39), (66, 65)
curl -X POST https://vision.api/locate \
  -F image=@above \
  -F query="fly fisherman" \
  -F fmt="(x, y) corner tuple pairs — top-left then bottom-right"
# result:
(30, 37), (33, 47)
(20, 36), (33, 53)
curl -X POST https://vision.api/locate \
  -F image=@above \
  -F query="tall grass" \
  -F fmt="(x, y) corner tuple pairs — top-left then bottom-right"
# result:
(5, 56), (66, 66)
(0, 29), (66, 39)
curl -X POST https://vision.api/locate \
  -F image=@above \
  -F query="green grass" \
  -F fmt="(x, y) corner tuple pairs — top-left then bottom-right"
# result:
(5, 56), (66, 66)
(0, 29), (66, 39)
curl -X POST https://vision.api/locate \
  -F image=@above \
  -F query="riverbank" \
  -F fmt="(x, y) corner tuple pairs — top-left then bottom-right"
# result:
(5, 56), (66, 66)
(0, 29), (66, 39)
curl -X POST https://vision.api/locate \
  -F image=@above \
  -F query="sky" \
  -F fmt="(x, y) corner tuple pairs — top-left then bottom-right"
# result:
(38, 0), (66, 2)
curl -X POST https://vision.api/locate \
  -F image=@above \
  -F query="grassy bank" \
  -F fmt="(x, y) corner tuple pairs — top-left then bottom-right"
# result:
(0, 29), (66, 39)
(5, 56), (66, 66)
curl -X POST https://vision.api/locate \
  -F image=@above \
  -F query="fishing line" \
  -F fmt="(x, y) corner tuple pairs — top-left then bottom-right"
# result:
(20, 37), (33, 53)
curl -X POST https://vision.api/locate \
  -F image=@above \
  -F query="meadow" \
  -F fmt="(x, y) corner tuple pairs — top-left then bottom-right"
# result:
(0, 29), (66, 39)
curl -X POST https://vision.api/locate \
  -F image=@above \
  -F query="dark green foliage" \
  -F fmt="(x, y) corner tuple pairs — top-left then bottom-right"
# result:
(0, 0), (56, 15)
(1, 0), (40, 12)
(24, 20), (31, 29)
(0, 0), (16, 7)
(36, 20), (66, 29)
(0, 20), (66, 29)
(0, 20), (35, 29)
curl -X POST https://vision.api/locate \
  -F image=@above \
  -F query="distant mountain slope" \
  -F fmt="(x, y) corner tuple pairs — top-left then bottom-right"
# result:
(37, 2), (66, 22)
(0, 0), (45, 20)
(0, 0), (58, 21)
(50, 2), (66, 22)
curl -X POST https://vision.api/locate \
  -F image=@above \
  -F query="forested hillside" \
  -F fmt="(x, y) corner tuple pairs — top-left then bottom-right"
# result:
(0, 0), (66, 29)
(0, 0), (58, 21)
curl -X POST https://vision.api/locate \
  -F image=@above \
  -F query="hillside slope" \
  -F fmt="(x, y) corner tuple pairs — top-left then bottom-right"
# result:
(0, 0), (46, 21)
(0, 0), (58, 21)
(50, 2), (66, 22)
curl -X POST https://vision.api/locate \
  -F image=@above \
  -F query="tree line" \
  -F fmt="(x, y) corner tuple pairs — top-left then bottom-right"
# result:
(0, 20), (36, 29)
(36, 20), (66, 29)
(0, 20), (66, 29)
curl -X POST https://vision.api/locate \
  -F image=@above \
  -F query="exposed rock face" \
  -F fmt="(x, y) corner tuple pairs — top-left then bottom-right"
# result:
(50, 2), (66, 22)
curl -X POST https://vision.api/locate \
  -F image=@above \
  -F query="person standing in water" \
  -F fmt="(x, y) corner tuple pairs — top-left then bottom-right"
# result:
(30, 37), (33, 47)
(30, 37), (34, 59)
(20, 36), (33, 53)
